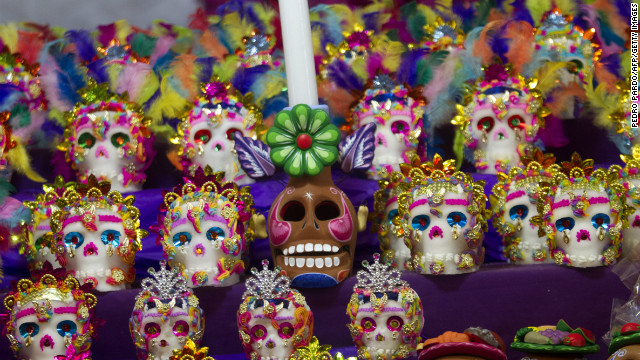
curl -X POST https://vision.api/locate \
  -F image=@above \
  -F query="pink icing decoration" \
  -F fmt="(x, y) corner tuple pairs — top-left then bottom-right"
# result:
(506, 190), (526, 202)
(269, 189), (292, 246)
(329, 190), (353, 242)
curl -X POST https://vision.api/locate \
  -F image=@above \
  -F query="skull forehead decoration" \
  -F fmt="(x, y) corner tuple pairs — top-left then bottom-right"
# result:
(422, 17), (465, 52)
(51, 175), (146, 291)
(237, 260), (313, 360)
(58, 80), (153, 192)
(396, 154), (489, 274)
(347, 254), (423, 360)
(238, 29), (279, 69)
(158, 167), (255, 287)
(489, 149), (559, 264)
(21, 176), (72, 272)
(130, 261), (204, 360)
(2, 263), (98, 360)
(539, 153), (627, 267)
(0, 47), (46, 112)
(452, 63), (549, 174)
(172, 79), (262, 184)
(348, 73), (426, 178)
(615, 146), (640, 258)
(319, 24), (374, 80)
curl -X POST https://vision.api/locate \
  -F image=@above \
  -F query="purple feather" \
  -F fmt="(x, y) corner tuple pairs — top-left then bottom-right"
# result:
(86, 58), (108, 83)
(326, 60), (363, 91)
(490, 22), (509, 62)
(396, 48), (428, 86)
(234, 133), (275, 179)
(195, 57), (215, 84)
(510, 0), (534, 25)
(338, 122), (375, 173)
(231, 65), (270, 94)
(65, 30), (96, 63)
(97, 24), (116, 47)
(452, 1), (475, 30)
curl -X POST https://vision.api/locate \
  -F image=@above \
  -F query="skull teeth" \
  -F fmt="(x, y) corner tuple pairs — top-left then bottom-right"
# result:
(283, 256), (341, 268)
(285, 243), (340, 255)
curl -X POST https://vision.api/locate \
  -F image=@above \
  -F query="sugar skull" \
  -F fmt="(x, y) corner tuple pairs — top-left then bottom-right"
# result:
(157, 167), (256, 288)
(171, 79), (262, 185)
(540, 153), (626, 267)
(347, 254), (423, 359)
(419, 327), (507, 360)
(348, 73), (426, 179)
(237, 260), (313, 360)
(616, 147), (640, 259)
(396, 155), (488, 274)
(2, 263), (98, 360)
(373, 170), (412, 269)
(490, 149), (558, 264)
(51, 175), (145, 291)
(0, 46), (46, 112)
(421, 17), (465, 52)
(451, 63), (548, 174)
(21, 176), (71, 272)
(130, 261), (204, 360)
(59, 81), (153, 192)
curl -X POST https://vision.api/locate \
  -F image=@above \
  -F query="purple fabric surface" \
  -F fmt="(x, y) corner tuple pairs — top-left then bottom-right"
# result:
(0, 264), (629, 359)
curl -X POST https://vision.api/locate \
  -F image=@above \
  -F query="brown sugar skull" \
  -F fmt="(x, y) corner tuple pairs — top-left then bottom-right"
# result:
(235, 104), (374, 287)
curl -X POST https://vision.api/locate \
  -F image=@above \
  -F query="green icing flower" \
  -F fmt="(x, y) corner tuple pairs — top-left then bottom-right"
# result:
(266, 104), (340, 176)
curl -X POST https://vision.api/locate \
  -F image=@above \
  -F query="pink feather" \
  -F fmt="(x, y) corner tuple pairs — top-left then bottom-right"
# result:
(39, 57), (71, 111)
(150, 36), (176, 66)
(423, 51), (457, 103)
(504, 21), (535, 74)
(116, 62), (153, 101)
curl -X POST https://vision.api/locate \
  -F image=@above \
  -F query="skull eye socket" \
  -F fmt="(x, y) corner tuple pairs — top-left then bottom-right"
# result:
(173, 232), (192, 247)
(387, 209), (399, 224)
(57, 320), (77, 337)
(110, 132), (130, 148)
(567, 59), (584, 74)
(226, 128), (242, 140)
(390, 120), (410, 135)
(476, 116), (494, 132)
(251, 324), (268, 340)
(278, 322), (294, 339)
(411, 215), (430, 231)
(447, 212), (467, 227)
(509, 205), (529, 220)
(78, 132), (97, 149)
(101, 229), (121, 246)
(281, 201), (305, 222)
(361, 317), (377, 332)
(206, 227), (225, 242)
(64, 232), (85, 249)
(387, 316), (404, 331)
(144, 322), (161, 338)
(173, 320), (189, 337)
(507, 115), (525, 130)
(555, 217), (575, 232)
(315, 201), (340, 221)
(19, 322), (39, 338)
(194, 129), (212, 145)
(591, 213), (610, 229)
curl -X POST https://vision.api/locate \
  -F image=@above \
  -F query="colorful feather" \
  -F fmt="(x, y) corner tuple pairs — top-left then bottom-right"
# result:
(250, 69), (287, 107)
(503, 20), (535, 74)
(0, 23), (18, 52)
(198, 29), (230, 58)
(233, 134), (275, 179)
(64, 29), (96, 63)
(338, 122), (375, 173)
(6, 141), (45, 182)
(169, 54), (200, 100)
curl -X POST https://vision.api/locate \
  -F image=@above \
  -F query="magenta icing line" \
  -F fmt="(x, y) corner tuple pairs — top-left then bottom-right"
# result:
(589, 197), (609, 205)
(36, 225), (50, 231)
(506, 190), (526, 202)
(409, 199), (428, 211)
(204, 214), (226, 223)
(552, 199), (570, 210)
(444, 199), (469, 206)
(358, 307), (404, 313)
(54, 307), (77, 314)
(62, 215), (83, 228)
(252, 315), (295, 320)
(98, 215), (121, 223)
(385, 196), (398, 208)
(16, 308), (36, 320)
(171, 218), (188, 230)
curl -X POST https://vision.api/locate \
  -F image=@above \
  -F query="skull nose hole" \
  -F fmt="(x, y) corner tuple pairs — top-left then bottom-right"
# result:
(313, 218), (319, 230)
(314, 201), (340, 221)
(280, 201), (305, 222)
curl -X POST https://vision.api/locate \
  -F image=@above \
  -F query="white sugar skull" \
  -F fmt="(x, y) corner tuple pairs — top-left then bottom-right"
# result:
(490, 151), (557, 264)
(53, 176), (144, 291)
(62, 82), (152, 192)
(453, 64), (545, 174)
(617, 155), (640, 259)
(349, 74), (426, 179)
(159, 167), (255, 288)
(2, 268), (98, 360)
(130, 262), (204, 360)
(237, 261), (313, 360)
(397, 156), (487, 274)
(347, 255), (423, 360)
(542, 156), (625, 267)
(173, 79), (262, 185)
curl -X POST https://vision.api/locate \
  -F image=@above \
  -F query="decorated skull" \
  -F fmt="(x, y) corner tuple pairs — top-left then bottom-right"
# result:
(237, 260), (313, 360)
(348, 73), (426, 179)
(172, 79), (262, 185)
(616, 147), (640, 259)
(347, 254), (423, 359)
(540, 153), (626, 267)
(452, 63), (548, 174)
(59, 81), (153, 192)
(2, 263), (98, 360)
(130, 261), (204, 360)
(51, 175), (145, 291)
(421, 17), (465, 52)
(157, 167), (256, 287)
(490, 149), (558, 264)
(396, 154), (488, 274)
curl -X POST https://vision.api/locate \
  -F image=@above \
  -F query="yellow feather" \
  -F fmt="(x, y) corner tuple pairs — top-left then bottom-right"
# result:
(554, 0), (578, 17)
(373, 37), (406, 72)
(416, 4), (439, 25)
(6, 142), (45, 183)
(147, 76), (190, 122)
(583, 72), (618, 128)
(351, 58), (368, 82)
(252, 3), (277, 34)
(212, 55), (241, 82)
(525, 0), (552, 26)
(136, 70), (159, 105)
(621, 50), (631, 77)
(532, 61), (568, 95)
(106, 64), (124, 93)
(0, 23), (18, 52)
(114, 19), (132, 43)
(220, 12), (252, 51)
(254, 71), (287, 107)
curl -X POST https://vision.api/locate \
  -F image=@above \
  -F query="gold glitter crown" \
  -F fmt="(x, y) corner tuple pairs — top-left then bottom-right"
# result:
(64, 79), (145, 122)
(4, 273), (97, 312)
(169, 338), (215, 360)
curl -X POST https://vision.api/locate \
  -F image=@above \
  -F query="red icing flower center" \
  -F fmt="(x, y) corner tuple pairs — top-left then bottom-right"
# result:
(296, 133), (312, 150)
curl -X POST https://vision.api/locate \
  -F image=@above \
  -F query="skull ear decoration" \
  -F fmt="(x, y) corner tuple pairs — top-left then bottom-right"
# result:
(235, 104), (375, 287)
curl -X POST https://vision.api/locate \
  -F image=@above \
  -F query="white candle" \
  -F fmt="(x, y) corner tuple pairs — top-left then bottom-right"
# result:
(278, 0), (319, 106)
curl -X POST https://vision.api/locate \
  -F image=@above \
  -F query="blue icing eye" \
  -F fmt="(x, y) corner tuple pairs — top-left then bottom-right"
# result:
(591, 213), (610, 229)
(387, 209), (399, 224)
(206, 227), (225, 242)
(411, 215), (430, 231)
(173, 232), (192, 247)
(509, 205), (529, 220)
(56, 320), (77, 337)
(101, 230), (121, 247)
(64, 232), (84, 249)
(19, 322), (39, 339)
(555, 217), (575, 231)
(447, 212), (467, 227)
